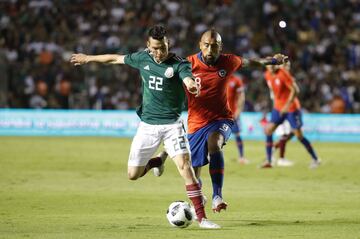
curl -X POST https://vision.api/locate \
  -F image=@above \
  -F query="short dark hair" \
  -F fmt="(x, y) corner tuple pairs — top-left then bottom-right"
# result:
(148, 25), (167, 40)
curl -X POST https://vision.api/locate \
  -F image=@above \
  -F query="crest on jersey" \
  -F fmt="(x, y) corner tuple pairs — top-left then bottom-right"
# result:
(164, 67), (174, 78)
(218, 69), (227, 78)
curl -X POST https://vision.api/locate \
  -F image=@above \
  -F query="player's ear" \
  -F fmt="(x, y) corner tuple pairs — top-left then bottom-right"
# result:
(146, 40), (150, 48)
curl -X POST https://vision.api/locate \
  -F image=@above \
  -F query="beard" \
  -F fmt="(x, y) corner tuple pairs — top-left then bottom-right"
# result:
(203, 55), (217, 65)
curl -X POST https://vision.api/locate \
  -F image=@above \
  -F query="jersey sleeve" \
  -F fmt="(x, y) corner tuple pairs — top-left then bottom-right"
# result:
(229, 54), (243, 71)
(124, 51), (144, 69)
(178, 60), (193, 81)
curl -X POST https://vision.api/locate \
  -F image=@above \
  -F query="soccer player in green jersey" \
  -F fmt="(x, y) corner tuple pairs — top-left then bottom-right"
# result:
(70, 25), (220, 229)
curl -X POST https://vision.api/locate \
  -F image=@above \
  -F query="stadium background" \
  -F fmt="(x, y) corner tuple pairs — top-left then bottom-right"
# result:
(1, 1), (360, 239)
(0, 0), (359, 113)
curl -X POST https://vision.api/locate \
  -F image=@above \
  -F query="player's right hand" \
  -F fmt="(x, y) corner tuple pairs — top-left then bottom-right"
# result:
(188, 82), (200, 96)
(184, 77), (200, 96)
(70, 53), (88, 66)
(273, 54), (289, 64)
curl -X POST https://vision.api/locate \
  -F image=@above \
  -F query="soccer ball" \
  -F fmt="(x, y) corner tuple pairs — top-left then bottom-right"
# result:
(166, 201), (193, 228)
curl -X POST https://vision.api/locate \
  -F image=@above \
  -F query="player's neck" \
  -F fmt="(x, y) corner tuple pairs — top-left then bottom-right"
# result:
(199, 52), (219, 66)
(149, 52), (174, 64)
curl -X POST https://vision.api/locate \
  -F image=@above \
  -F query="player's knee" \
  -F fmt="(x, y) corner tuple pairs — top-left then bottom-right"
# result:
(265, 124), (275, 135)
(207, 135), (223, 153)
(174, 154), (190, 171)
(178, 159), (191, 172)
(127, 171), (140, 180)
(193, 167), (201, 178)
(208, 145), (221, 154)
(293, 129), (303, 140)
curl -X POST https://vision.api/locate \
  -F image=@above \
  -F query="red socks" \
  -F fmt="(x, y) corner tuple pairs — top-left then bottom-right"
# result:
(186, 183), (206, 221)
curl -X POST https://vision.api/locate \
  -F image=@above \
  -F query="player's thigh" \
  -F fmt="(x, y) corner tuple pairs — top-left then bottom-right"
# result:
(270, 109), (286, 125)
(128, 122), (162, 167)
(163, 121), (190, 159)
(287, 111), (303, 130)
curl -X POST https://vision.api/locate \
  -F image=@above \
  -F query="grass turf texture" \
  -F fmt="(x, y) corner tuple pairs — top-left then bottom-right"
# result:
(0, 137), (359, 239)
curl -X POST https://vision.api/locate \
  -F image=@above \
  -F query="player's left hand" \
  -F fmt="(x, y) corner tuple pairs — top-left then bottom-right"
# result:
(273, 54), (289, 65)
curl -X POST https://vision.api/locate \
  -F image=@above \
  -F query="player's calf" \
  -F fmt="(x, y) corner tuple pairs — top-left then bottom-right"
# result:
(128, 166), (147, 180)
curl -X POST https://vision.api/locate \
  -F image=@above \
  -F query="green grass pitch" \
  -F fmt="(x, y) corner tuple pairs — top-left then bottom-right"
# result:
(0, 136), (359, 239)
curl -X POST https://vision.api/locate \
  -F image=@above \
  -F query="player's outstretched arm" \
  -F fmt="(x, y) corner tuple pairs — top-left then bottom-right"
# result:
(183, 77), (200, 96)
(235, 90), (245, 118)
(242, 54), (289, 68)
(70, 53), (125, 66)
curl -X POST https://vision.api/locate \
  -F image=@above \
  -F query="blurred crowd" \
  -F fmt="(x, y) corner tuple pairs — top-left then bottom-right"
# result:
(0, 0), (359, 113)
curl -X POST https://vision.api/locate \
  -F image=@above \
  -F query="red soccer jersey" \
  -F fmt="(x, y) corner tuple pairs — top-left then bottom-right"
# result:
(264, 68), (301, 112)
(227, 74), (244, 117)
(186, 53), (243, 134)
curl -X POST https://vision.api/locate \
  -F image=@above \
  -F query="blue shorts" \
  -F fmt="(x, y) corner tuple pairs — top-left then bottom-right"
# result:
(270, 109), (303, 129)
(188, 119), (234, 167)
(231, 117), (241, 134)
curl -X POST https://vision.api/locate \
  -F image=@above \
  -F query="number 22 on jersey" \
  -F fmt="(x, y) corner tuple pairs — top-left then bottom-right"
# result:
(149, 75), (163, 91)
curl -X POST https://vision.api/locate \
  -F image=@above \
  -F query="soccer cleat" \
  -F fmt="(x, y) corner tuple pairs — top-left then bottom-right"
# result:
(238, 157), (250, 165)
(153, 151), (168, 177)
(260, 161), (273, 168)
(276, 158), (294, 167)
(212, 195), (227, 213)
(309, 159), (321, 169)
(199, 218), (221, 229)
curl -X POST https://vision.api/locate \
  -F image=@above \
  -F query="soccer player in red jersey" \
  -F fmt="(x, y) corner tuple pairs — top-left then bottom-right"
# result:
(262, 62), (320, 169)
(72, 25), (220, 229)
(226, 74), (249, 164)
(271, 62), (295, 167)
(186, 29), (288, 213)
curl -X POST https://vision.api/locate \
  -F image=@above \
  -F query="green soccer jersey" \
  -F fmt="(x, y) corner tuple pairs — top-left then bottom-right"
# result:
(124, 49), (193, 125)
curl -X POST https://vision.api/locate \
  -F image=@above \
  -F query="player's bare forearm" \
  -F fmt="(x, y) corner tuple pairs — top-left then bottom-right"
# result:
(87, 54), (125, 64)
(70, 53), (125, 66)
(237, 92), (245, 114)
(242, 54), (289, 68)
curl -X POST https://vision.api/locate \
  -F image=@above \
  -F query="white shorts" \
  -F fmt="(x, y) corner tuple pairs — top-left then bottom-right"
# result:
(128, 120), (190, 167)
(275, 120), (292, 136)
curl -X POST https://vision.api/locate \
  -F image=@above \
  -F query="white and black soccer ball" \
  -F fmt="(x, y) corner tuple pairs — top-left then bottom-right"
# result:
(166, 201), (193, 228)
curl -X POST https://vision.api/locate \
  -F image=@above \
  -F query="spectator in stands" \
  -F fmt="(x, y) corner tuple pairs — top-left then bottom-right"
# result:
(0, 0), (359, 113)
